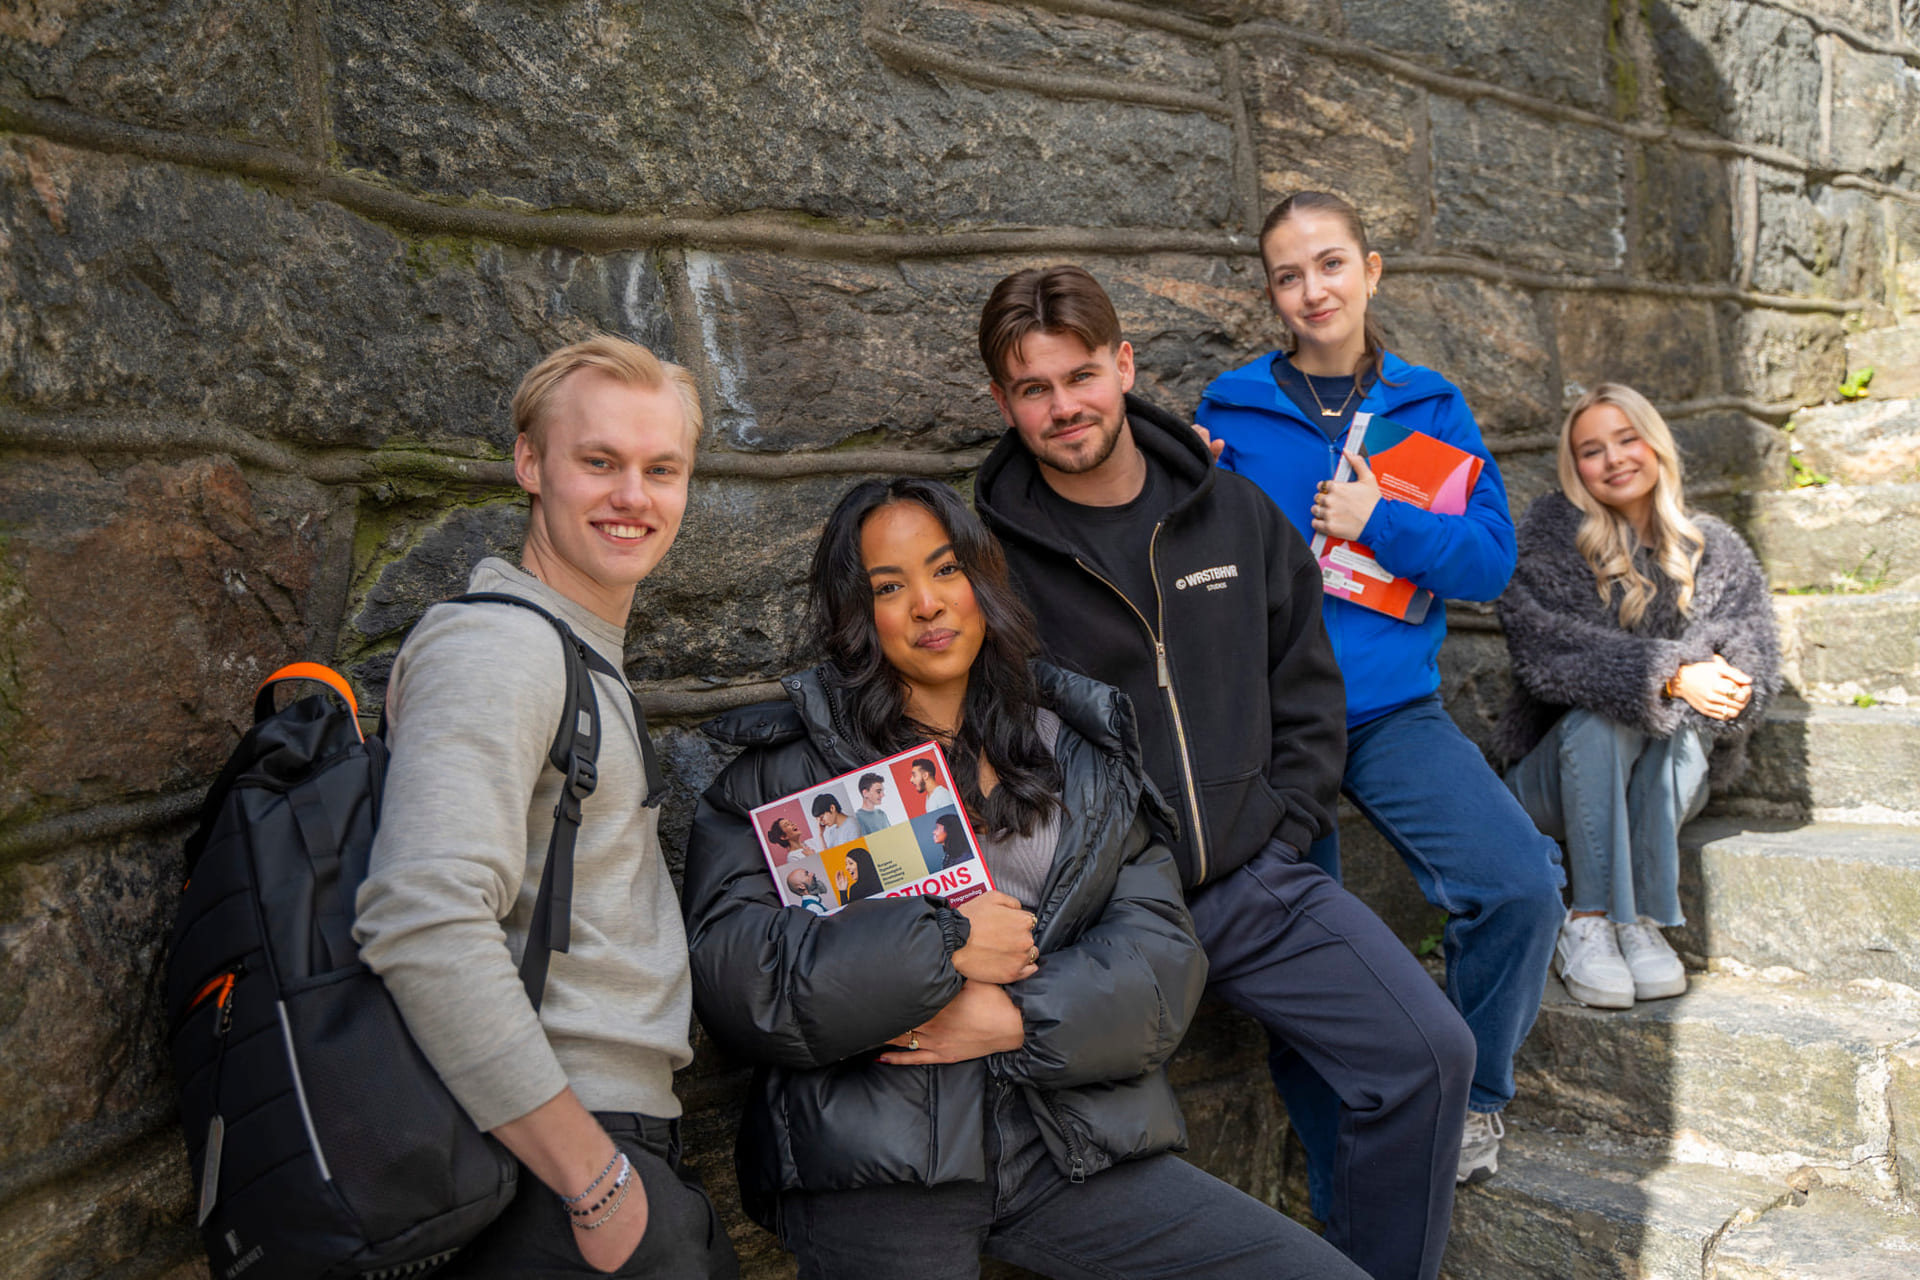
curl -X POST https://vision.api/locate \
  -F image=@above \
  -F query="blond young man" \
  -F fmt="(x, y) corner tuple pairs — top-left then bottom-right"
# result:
(356, 336), (736, 1277)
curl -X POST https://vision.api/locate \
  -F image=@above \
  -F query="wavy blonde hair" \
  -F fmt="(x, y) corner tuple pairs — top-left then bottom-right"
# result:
(1557, 383), (1704, 627)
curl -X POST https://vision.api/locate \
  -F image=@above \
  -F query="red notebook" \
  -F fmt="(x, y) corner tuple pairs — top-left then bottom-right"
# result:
(751, 741), (994, 916)
(1310, 413), (1484, 624)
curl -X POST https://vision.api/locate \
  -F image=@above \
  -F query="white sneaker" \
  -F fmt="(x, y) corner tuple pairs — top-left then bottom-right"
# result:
(1554, 914), (1635, 1009)
(1615, 918), (1688, 1000)
(1457, 1109), (1505, 1185)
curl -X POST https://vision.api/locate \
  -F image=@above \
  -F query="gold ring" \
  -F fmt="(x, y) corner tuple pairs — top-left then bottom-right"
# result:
(1027, 912), (1039, 930)
(908, 1033), (920, 1051)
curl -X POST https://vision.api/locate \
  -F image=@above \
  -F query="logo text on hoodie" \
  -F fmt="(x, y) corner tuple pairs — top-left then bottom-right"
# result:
(1174, 564), (1240, 591)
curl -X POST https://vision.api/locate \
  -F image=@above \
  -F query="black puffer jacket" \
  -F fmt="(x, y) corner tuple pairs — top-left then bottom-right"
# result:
(683, 663), (1202, 1227)
(1494, 492), (1782, 775)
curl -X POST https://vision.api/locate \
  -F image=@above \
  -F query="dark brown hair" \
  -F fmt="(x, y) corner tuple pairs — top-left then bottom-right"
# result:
(1259, 192), (1393, 397)
(805, 478), (1061, 836)
(977, 265), (1122, 385)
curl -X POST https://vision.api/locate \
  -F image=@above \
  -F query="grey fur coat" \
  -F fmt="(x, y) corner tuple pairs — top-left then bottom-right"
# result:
(1493, 492), (1781, 778)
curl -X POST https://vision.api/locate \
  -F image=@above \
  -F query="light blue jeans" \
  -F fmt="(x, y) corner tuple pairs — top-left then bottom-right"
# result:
(1504, 709), (1710, 927)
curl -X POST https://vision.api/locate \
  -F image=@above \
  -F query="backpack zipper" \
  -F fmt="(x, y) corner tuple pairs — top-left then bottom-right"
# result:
(194, 962), (244, 1226)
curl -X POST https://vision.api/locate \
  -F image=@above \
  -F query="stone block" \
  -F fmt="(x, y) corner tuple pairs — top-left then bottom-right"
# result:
(1430, 99), (1626, 272)
(1830, 43), (1920, 182)
(1513, 972), (1920, 1164)
(1241, 44), (1425, 251)
(1436, 626), (1514, 756)
(1844, 329), (1920, 403)
(0, 139), (675, 452)
(686, 251), (1267, 453)
(0, 1132), (200, 1280)
(1670, 410), (1788, 491)
(1557, 296), (1719, 405)
(1648, 0), (1822, 155)
(1673, 819), (1920, 987)
(1720, 307), (1848, 406)
(887, 0), (1223, 95)
(1713, 1187), (1920, 1279)
(1632, 146), (1735, 284)
(0, 455), (340, 826)
(1749, 174), (1886, 302)
(1724, 700), (1920, 821)
(1375, 275), (1556, 438)
(0, 827), (186, 1173)
(1334, 806), (1443, 951)
(1741, 483), (1920, 592)
(1788, 0), (1902, 39)
(1787, 398), (1920, 486)
(1443, 1124), (1785, 1280)
(1775, 589), (1920, 703)
(324, 0), (1234, 230)
(1338, 0), (1611, 112)
(0, 1), (306, 144)
(1891, 1044), (1920, 1208)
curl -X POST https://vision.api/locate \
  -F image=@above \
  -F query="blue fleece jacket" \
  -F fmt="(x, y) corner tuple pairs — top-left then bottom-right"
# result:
(1197, 350), (1517, 728)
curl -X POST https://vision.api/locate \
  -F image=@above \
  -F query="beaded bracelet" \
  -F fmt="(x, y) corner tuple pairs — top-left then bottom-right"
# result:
(557, 1149), (622, 1207)
(573, 1170), (634, 1231)
(566, 1155), (632, 1219)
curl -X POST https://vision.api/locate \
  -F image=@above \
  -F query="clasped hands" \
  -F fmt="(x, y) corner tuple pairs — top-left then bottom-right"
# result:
(1669, 654), (1753, 721)
(879, 890), (1035, 1067)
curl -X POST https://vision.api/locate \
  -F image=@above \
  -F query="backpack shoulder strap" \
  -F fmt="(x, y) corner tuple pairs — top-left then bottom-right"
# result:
(448, 592), (606, 1012)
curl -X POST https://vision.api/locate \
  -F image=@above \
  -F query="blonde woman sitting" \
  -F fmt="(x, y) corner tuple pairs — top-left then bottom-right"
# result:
(1496, 384), (1780, 1009)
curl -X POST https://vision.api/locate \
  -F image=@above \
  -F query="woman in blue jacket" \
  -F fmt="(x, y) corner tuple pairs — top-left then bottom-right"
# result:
(1195, 191), (1565, 1192)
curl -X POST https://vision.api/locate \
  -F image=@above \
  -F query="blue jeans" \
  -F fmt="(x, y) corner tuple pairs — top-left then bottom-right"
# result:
(1189, 840), (1472, 1280)
(777, 1077), (1364, 1280)
(1504, 710), (1710, 927)
(1278, 695), (1565, 1218)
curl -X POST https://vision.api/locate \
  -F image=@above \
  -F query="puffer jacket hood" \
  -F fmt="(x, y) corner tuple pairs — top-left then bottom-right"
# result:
(684, 662), (1202, 1226)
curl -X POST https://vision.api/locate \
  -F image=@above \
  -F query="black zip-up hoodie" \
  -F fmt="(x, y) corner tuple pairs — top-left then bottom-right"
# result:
(976, 394), (1347, 888)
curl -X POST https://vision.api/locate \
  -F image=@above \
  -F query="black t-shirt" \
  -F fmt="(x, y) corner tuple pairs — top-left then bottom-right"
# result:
(1025, 449), (1169, 621)
(1271, 352), (1375, 443)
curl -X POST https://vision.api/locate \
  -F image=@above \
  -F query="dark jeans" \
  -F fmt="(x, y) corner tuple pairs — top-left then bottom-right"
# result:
(777, 1079), (1363, 1280)
(443, 1113), (739, 1280)
(1187, 839), (1475, 1280)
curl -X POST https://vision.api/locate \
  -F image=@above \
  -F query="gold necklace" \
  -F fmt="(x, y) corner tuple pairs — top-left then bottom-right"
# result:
(1302, 370), (1360, 418)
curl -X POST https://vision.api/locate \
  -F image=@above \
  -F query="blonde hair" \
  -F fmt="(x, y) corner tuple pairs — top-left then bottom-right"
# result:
(1557, 383), (1704, 627)
(511, 333), (703, 452)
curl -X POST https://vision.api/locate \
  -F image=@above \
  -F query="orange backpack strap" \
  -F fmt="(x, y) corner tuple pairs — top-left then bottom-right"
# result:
(254, 662), (362, 738)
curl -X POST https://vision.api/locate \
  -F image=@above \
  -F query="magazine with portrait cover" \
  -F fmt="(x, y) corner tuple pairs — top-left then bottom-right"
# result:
(750, 741), (994, 916)
(1310, 412), (1485, 625)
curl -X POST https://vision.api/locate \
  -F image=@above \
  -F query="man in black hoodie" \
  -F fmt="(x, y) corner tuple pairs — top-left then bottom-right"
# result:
(973, 266), (1473, 1280)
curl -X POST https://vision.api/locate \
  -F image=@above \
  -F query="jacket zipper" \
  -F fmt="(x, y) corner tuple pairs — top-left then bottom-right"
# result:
(1072, 529), (1210, 885)
(1035, 1088), (1087, 1183)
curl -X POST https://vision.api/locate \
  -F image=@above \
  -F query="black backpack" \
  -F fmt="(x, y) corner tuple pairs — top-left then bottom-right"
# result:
(166, 593), (664, 1280)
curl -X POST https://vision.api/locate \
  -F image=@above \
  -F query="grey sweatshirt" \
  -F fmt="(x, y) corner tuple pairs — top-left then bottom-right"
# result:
(354, 558), (692, 1131)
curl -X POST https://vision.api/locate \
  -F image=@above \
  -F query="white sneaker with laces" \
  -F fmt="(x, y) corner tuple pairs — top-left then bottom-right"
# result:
(1457, 1109), (1504, 1185)
(1553, 913), (1635, 1009)
(1614, 917), (1688, 1000)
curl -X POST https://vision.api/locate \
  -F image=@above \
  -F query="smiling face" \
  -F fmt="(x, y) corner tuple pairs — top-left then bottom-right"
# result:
(774, 818), (803, 847)
(990, 330), (1137, 485)
(861, 779), (885, 808)
(1259, 208), (1383, 376)
(513, 370), (692, 624)
(861, 502), (984, 725)
(1570, 402), (1659, 527)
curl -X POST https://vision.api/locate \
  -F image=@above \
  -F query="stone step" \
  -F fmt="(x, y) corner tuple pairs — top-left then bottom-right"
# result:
(1711, 1185), (1920, 1279)
(1510, 971), (1920, 1199)
(1774, 590), (1920, 706)
(1740, 483), (1920, 594)
(1673, 819), (1920, 988)
(1447, 1126), (1920, 1279)
(1787, 397), (1920, 488)
(1717, 700), (1920, 824)
(1443, 1124), (1789, 1280)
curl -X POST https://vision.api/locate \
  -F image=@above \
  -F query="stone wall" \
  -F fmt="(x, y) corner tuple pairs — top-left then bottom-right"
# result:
(1, 2), (1914, 1276)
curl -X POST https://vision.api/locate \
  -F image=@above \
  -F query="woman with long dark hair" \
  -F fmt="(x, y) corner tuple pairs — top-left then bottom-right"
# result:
(1195, 191), (1567, 1192)
(1498, 384), (1779, 1008)
(682, 479), (1363, 1280)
